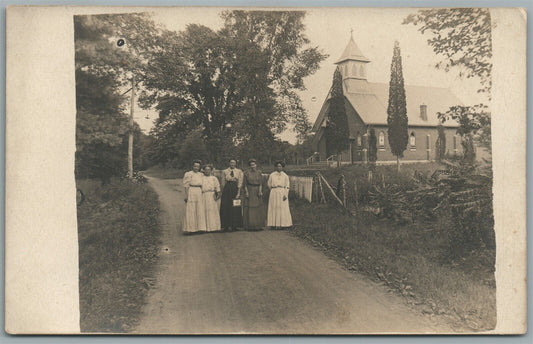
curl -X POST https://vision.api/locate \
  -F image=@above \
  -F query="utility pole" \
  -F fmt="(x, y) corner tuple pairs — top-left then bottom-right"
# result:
(128, 74), (135, 179)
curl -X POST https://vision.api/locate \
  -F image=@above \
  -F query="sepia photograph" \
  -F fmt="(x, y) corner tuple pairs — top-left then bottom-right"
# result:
(4, 5), (527, 336)
(72, 7), (497, 334)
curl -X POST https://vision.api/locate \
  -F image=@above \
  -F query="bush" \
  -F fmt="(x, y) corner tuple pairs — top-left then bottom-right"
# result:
(121, 170), (148, 184)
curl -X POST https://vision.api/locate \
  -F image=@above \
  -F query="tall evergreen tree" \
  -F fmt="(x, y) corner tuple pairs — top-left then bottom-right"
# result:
(386, 41), (408, 172)
(435, 124), (446, 161)
(368, 127), (378, 165)
(325, 67), (350, 166)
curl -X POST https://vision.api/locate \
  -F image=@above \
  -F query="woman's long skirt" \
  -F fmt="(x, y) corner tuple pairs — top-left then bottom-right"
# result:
(243, 185), (265, 230)
(267, 188), (293, 228)
(183, 187), (206, 233)
(220, 181), (243, 230)
(203, 191), (221, 232)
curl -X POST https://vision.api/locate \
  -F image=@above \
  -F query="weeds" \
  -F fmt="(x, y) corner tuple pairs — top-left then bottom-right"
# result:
(76, 178), (161, 332)
(290, 194), (496, 331)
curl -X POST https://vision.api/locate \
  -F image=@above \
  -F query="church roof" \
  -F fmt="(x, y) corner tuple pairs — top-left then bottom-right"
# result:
(335, 35), (370, 64)
(312, 81), (461, 134)
(344, 81), (462, 127)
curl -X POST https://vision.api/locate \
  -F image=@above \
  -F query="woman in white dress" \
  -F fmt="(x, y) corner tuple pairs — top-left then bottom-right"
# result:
(201, 164), (221, 232)
(182, 160), (207, 234)
(267, 161), (293, 229)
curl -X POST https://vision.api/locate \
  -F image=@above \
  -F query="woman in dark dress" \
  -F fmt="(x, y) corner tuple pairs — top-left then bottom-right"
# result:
(243, 159), (266, 231)
(219, 158), (244, 231)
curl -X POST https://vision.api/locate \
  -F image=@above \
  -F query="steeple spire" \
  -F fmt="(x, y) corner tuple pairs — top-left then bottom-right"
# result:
(335, 33), (372, 92)
(335, 33), (370, 64)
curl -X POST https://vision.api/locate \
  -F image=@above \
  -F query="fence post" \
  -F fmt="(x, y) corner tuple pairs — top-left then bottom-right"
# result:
(354, 179), (359, 210)
(341, 174), (346, 207)
(319, 173), (345, 208)
(317, 173), (326, 204)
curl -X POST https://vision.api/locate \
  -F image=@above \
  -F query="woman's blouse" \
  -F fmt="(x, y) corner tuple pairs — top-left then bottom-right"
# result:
(183, 171), (204, 187)
(222, 168), (244, 188)
(202, 175), (221, 193)
(244, 169), (262, 186)
(267, 171), (290, 189)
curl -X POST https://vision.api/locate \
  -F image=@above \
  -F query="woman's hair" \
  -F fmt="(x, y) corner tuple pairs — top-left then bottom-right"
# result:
(228, 158), (237, 163)
(274, 160), (286, 167)
(192, 159), (202, 166)
(248, 158), (257, 166)
(203, 164), (213, 171)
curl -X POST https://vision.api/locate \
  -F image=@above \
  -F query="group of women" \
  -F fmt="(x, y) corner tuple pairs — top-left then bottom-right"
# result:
(182, 158), (293, 234)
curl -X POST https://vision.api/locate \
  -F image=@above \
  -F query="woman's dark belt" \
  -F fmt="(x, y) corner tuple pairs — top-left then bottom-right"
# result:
(189, 185), (202, 187)
(247, 183), (261, 186)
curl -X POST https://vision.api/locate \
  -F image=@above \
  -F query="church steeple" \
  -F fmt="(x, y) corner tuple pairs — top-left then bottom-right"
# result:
(335, 31), (371, 82)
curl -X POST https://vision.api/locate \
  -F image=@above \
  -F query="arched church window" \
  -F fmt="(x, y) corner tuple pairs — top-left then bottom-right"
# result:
(352, 63), (358, 76)
(379, 131), (385, 147)
(410, 132), (416, 148)
(360, 65), (366, 77)
(357, 132), (362, 146)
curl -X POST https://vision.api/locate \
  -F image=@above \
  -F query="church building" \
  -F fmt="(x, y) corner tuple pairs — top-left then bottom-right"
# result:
(311, 35), (463, 163)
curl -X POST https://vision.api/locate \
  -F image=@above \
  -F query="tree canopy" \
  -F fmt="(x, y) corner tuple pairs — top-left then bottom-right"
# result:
(403, 8), (492, 95)
(141, 10), (327, 166)
(404, 9), (493, 159)
(74, 13), (161, 181)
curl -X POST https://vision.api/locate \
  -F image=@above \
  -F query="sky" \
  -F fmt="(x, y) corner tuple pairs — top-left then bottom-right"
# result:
(133, 7), (489, 143)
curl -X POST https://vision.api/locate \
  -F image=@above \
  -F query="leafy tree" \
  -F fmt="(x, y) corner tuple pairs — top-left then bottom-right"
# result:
(386, 41), (408, 172)
(435, 124), (447, 161)
(404, 8), (492, 159)
(142, 10), (327, 165)
(74, 13), (161, 182)
(403, 8), (492, 95)
(179, 128), (210, 167)
(438, 104), (490, 164)
(325, 67), (350, 166)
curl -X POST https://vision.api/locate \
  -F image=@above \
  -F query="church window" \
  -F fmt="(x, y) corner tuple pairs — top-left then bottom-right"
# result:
(410, 132), (416, 150)
(360, 65), (365, 77)
(379, 131), (385, 149)
(352, 63), (358, 76)
(357, 132), (362, 147)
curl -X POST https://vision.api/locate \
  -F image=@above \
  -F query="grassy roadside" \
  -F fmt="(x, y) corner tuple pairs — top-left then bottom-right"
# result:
(289, 200), (496, 332)
(144, 165), (186, 179)
(76, 179), (161, 332)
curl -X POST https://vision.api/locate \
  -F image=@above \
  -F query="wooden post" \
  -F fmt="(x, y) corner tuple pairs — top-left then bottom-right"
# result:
(354, 179), (359, 210)
(317, 174), (326, 204)
(319, 173), (344, 207)
(128, 74), (135, 179)
(341, 175), (346, 207)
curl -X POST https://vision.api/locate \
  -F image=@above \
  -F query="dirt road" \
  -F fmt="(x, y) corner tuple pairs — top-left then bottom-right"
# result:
(135, 177), (450, 334)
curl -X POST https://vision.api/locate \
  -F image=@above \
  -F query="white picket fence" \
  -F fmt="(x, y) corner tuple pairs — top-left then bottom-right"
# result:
(288, 176), (313, 203)
(211, 170), (313, 203)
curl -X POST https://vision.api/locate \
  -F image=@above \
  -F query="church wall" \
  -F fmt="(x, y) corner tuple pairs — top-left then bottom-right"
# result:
(372, 125), (462, 161)
(345, 99), (369, 162)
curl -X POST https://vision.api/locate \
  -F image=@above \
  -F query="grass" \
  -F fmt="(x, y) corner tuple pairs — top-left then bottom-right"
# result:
(76, 178), (161, 332)
(144, 165), (187, 179)
(289, 200), (496, 331)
